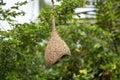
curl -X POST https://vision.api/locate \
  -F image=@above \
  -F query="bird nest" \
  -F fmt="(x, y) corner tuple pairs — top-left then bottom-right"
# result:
(45, 29), (71, 66)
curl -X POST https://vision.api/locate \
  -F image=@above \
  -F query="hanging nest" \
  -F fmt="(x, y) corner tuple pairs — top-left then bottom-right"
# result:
(45, 29), (71, 66)
(45, 0), (71, 66)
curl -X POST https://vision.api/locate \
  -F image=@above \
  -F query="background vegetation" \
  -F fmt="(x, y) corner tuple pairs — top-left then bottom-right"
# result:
(0, 0), (120, 80)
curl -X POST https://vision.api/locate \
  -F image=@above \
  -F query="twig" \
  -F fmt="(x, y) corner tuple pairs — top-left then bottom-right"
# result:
(51, 0), (56, 31)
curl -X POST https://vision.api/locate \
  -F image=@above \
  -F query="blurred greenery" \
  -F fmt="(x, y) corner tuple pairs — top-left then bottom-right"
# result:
(0, 0), (120, 80)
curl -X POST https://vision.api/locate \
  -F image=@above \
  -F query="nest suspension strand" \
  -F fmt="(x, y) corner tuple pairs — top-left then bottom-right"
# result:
(44, 0), (71, 66)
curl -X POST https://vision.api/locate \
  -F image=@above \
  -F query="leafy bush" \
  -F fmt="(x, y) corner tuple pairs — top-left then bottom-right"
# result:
(0, 0), (120, 80)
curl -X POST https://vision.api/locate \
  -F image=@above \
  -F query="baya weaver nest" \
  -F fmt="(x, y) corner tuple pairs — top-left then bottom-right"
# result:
(44, 0), (71, 66)
(45, 28), (71, 66)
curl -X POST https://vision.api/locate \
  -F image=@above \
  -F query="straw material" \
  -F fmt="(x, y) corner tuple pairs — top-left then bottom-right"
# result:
(45, 29), (71, 66)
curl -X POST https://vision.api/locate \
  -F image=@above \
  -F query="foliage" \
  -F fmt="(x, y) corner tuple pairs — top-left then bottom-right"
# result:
(0, 0), (120, 80)
(39, 0), (83, 25)
(0, 1), (27, 26)
(96, 0), (120, 56)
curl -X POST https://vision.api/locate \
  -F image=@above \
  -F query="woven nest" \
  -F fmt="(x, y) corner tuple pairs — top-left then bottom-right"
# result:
(45, 29), (71, 66)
